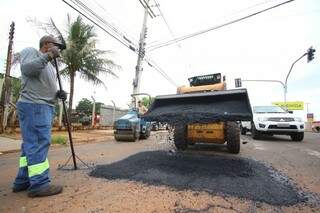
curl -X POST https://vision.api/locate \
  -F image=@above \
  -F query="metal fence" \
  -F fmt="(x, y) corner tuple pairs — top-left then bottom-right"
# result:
(99, 105), (128, 126)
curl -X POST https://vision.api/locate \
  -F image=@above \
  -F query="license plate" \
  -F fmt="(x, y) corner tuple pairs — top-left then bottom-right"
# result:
(277, 123), (290, 127)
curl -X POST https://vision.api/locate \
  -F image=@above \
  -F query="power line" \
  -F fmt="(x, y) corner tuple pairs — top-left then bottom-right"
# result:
(63, 0), (137, 52)
(71, 0), (138, 49)
(145, 56), (179, 87)
(147, 0), (295, 51)
(70, 0), (177, 87)
(153, 0), (175, 37)
(138, 0), (156, 18)
(62, 0), (178, 87)
(153, 0), (193, 76)
(91, 0), (138, 44)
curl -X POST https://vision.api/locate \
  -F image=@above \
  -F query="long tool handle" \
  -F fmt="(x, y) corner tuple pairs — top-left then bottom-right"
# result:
(53, 59), (77, 170)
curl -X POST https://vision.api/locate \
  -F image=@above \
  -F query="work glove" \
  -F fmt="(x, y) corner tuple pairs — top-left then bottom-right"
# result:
(47, 46), (60, 60)
(56, 90), (67, 101)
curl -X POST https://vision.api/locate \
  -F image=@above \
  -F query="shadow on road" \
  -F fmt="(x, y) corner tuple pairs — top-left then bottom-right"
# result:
(91, 150), (308, 206)
(244, 133), (300, 143)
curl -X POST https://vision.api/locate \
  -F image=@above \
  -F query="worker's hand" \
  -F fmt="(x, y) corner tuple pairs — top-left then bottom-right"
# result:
(47, 46), (60, 60)
(56, 90), (67, 101)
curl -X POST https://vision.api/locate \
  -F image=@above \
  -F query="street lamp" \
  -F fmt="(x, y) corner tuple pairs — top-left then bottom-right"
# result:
(235, 47), (316, 110)
(284, 47), (315, 109)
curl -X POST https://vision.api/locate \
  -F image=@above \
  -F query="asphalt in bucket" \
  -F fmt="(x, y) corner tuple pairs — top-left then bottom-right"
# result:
(90, 150), (309, 206)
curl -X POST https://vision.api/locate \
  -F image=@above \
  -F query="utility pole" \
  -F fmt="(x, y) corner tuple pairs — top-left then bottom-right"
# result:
(305, 102), (310, 114)
(91, 96), (96, 128)
(0, 22), (15, 133)
(132, 0), (154, 106)
(111, 100), (116, 126)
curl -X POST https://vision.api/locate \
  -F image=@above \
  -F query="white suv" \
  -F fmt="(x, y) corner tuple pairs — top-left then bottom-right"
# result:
(241, 105), (304, 141)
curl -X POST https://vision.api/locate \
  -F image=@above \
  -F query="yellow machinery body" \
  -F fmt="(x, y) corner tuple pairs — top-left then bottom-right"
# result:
(178, 82), (227, 144)
(188, 122), (225, 144)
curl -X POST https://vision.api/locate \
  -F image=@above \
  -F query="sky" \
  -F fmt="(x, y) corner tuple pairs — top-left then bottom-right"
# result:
(0, 0), (319, 120)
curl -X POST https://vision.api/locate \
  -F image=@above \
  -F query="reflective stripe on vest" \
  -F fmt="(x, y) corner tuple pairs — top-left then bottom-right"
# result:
(28, 158), (49, 177)
(19, 156), (28, 168)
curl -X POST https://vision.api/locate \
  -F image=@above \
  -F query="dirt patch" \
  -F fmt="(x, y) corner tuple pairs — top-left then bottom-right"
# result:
(90, 150), (314, 206)
(1, 129), (114, 144)
(51, 130), (114, 144)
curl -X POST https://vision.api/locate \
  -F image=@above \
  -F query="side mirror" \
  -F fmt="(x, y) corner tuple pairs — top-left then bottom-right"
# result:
(288, 110), (293, 114)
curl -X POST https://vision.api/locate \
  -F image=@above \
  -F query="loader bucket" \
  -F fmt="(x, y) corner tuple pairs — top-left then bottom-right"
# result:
(142, 89), (252, 125)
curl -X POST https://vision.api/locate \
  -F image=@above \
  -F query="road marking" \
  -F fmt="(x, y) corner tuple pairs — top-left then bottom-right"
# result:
(304, 149), (320, 159)
(253, 144), (266, 150)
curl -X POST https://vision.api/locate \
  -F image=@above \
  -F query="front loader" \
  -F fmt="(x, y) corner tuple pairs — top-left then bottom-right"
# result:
(142, 73), (252, 154)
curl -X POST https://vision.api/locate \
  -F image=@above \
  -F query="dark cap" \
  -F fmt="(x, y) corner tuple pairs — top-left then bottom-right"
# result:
(39, 35), (58, 48)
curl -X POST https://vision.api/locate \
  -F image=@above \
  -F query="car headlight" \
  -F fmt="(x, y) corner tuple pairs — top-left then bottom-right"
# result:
(294, 117), (302, 122)
(257, 117), (268, 122)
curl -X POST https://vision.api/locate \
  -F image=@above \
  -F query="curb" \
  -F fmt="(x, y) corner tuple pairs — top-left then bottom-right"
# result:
(0, 149), (21, 155)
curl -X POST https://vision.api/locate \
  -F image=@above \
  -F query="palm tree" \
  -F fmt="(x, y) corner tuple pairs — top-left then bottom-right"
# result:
(60, 16), (120, 118)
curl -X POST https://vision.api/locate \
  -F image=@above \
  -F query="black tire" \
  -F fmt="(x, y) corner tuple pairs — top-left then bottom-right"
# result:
(173, 125), (188, 150)
(132, 128), (140, 142)
(152, 124), (159, 131)
(291, 132), (304, 141)
(140, 129), (151, 139)
(251, 122), (261, 140)
(240, 126), (247, 135)
(226, 122), (240, 154)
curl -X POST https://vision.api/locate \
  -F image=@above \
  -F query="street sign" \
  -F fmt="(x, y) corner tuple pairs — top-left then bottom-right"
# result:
(307, 113), (314, 119)
(307, 113), (314, 123)
(272, 101), (304, 110)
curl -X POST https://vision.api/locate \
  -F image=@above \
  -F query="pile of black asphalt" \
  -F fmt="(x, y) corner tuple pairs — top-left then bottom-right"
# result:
(90, 150), (308, 206)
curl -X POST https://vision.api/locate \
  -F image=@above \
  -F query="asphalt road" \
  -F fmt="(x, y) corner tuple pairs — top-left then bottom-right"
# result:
(0, 131), (319, 212)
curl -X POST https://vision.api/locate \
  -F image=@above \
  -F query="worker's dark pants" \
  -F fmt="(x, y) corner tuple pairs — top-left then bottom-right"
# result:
(13, 102), (54, 192)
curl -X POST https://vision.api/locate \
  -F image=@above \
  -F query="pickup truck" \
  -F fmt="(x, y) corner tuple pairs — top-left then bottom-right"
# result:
(241, 105), (304, 141)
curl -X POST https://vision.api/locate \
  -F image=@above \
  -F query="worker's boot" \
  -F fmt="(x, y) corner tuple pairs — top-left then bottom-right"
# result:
(12, 184), (30, 193)
(28, 185), (63, 198)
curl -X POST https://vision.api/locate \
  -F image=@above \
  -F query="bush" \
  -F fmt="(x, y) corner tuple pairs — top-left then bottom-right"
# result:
(51, 135), (68, 145)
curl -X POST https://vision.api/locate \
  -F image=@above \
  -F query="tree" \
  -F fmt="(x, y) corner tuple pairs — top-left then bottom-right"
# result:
(0, 73), (21, 104)
(76, 98), (104, 115)
(0, 74), (21, 129)
(141, 96), (154, 107)
(76, 98), (92, 114)
(60, 16), (120, 118)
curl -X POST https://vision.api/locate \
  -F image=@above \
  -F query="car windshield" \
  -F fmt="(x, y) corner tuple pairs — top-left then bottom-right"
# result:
(253, 106), (286, 113)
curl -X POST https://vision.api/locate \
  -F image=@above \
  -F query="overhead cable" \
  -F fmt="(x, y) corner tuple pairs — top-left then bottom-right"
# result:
(147, 0), (295, 51)
(63, 0), (137, 52)
(62, 0), (178, 87)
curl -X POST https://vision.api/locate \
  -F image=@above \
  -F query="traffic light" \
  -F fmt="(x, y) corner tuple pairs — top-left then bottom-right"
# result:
(235, 78), (242, 88)
(307, 47), (316, 63)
